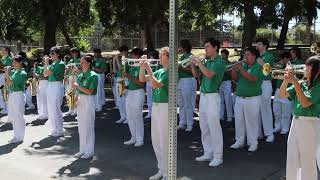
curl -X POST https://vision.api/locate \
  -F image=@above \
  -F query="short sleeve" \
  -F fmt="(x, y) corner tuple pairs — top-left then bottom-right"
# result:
(307, 85), (320, 105)
(88, 74), (98, 89)
(287, 84), (296, 100)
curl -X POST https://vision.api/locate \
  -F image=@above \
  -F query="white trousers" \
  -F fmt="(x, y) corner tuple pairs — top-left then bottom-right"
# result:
(199, 93), (223, 159)
(112, 77), (119, 107)
(234, 96), (261, 146)
(8, 91), (26, 141)
(47, 82), (64, 134)
(77, 94), (96, 155)
(146, 81), (153, 116)
(191, 78), (197, 111)
(286, 116), (320, 180)
(219, 80), (233, 120)
(25, 86), (34, 107)
(101, 73), (106, 106)
(36, 80), (48, 118)
(258, 80), (274, 137)
(126, 89), (145, 143)
(151, 103), (168, 176)
(0, 73), (7, 111)
(116, 80), (127, 120)
(273, 89), (292, 133)
(95, 74), (103, 111)
(178, 77), (195, 128)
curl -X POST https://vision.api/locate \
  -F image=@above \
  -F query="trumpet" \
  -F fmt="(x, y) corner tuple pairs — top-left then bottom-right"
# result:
(310, 43), (320, 54)
(225, 60), (245, 69)
(262, 63), (305, 80)
(178, 54), (206, 68)
(123, 58), (160, 67)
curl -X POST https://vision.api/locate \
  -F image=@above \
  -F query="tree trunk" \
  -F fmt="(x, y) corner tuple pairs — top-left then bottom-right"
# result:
(59, 24), (73, 47)
(277, 17), (290, 50)
(305, 22), (312, 44)
(241, 3), (257, 50)
(143, 15), (154, 49)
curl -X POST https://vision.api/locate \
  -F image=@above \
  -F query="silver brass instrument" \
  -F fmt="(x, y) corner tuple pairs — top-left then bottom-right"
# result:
(225, 60), (245, 69)
(262, 62), (305, 80)
(178, 54), (205, 68)
(123, 58), (160, 67)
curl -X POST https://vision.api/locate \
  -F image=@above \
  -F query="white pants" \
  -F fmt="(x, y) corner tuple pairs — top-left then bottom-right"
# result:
(273, 89), (292, 133)
(47, 82), (64, 135)
(258, 80), (274, 137)
(8, 91), (26, 141)
(151, 103), (168, 176)
(77, 94), (96, 155)
(116, 80), (127, 120)
(101, 73), (106, 106)
(146, 81), (153, 116)
(126, 89), (145, 143)
(191, 78), (197, 111)
(199, 93), (223, 159)
(219, 80), (233, 120)
(65, 76), (77, 114)
(95, 74), (103, 111)
(112, 77), (119, 107)
(25, 86), (35, 108)
(234, 96), (261, 146)
(286, 116), (320, 180)
(0, 73), (7, 111)
(178, 77), (195, 128)
(36, 80), (48, 118)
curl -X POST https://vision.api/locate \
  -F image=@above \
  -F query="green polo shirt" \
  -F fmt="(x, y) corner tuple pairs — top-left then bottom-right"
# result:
(222, 59), (232, 81)
(94, 58), (107, 74)
(10, 69), (27, 92)
(291, 58), (305, 65)
(128, 66), (143, 90)
(236, 62), (264, 97)
(2, 56), (12, 67)
(48, 60), (65, 82)
(178, 52), (193, 78)
(69, 57), (81, 65)
(36, 65), (45, 77)
(260, 51), (274, 80)
(152, 68), (169, 103)
(287, 81), (320, 117)
(200, 56), (226, 93)
(77, 69), (98, 95)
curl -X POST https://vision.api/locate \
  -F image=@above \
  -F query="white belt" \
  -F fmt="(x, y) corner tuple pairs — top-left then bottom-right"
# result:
(294, 115), (320, 121)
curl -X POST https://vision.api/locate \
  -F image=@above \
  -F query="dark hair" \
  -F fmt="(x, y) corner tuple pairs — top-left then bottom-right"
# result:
(280, 51), (291, 59)
(118, 45), (129, 52)
(93, 48), (102, 54)
(50, 46), (62, 59)
(13, 55), (23, 63)
(180, 39), (192, 53)
(221, 49), (229, 55)
(204, 38), (220, 53)
(19, 52), (27, 59)
(256, 38), (270, 49)
(64, 55), (71, 62)
(305, 55), (320, 89)
(70, 47), (80, 54)
(290, 46), (302, 59)
(82, 55), (93, 64)
(244, 47), (260, 58)
(131, 47), (144, 56)
(3, 47), (11, 56)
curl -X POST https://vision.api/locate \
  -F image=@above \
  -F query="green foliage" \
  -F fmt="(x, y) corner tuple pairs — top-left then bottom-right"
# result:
(75, 38), (92, 53)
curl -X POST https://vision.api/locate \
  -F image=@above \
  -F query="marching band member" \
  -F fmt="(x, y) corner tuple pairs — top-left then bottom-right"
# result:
(34, 59), (48, 120)
(6, 55), (27, 143)
(73, 55), (98, 159)
(123, 47), (145, 147)
(290, 46), (305, 65)
(44, 46), (65, 137)
(93, 48), (106, 111)
(139, 47), (169, 180)
(256, 38), (275, 143)
(191, 38), (226, 167)
(0, 47), (13, 115)
(273, 52), (292, 134)
(219, 49), (234, 122)
(20, 52), (35, 110)
(65, 48), (81, 116)
(177, 39), (195, 131)
(114, 49), (128, 124)
(279, 55), (320, 180)
(230, 47), (263, 152)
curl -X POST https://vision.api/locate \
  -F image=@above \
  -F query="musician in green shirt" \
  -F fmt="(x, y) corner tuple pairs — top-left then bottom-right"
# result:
(5, 55), (27, 143)
(0, 47), (13, 114)
(34, 59), (49, 120)
(279, 55), (320, 180)
(290, 46), (305, 65)
(93, 48), (106, 111)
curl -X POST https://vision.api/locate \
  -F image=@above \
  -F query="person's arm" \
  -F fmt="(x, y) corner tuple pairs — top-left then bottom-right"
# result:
(190, 64), (200, 78)
(139, 62), (150, 82)
(124, 68), (145, 87)
(279, 79), (290, 98)
(44, 57), (52, 77)
(231, 68), (238, 81)
(144, 63), (163, 89)
(5, 67), (13, 85)
(195, 61), (215, 78)
(287, 74), (312, 108)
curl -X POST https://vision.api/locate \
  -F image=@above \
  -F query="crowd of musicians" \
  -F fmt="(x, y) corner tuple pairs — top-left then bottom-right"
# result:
(0, 37), (319, 180)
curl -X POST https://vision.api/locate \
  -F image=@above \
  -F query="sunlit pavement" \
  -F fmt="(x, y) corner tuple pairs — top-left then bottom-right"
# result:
(0, 89), (287, 180)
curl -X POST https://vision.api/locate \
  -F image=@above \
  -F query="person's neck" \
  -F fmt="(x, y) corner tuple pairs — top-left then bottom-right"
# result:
(260, 49), (267, 55)
(208, 53), (217, 60)
(163, 64), (169, 69)
(83, 68), (90, 72)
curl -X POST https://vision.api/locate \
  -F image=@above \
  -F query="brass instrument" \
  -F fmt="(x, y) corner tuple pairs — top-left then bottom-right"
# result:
(262, 62), (305, 80)
(225, 60), (245, 70)
(1, 66), (11, 102)
(123, 58), (160, 67)
(66, 87), (77, 110)
(26, 78), (38, 96)
(178, 54), (206, 68)
(310, 43), (320, 54)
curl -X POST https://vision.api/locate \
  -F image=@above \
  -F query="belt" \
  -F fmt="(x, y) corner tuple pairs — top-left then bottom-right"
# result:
(294, 115), (320, 121)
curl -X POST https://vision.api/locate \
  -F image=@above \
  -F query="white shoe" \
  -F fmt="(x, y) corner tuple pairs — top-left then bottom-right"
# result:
(273, 127), (281, 133)
(8, 138), (23, 144)
(149, 171), (163, 180)
(113, 106), (119, 110)
(74, 152), (84, 158)
(26, 106), (35, 110)
(81, 154), (93, 159)
(134, 142), (144, 147)
(144, 114), (151, 118)
(122, 120), (128, 124)
(124, 139), (136, 145)
(185, 126), (192, 132)
(266, 135), (274, 143)
(195, 154), (212, 162)
(248, 144), (258, 152)
(230, 142), (244, 149)
(71, 112), (77, 116)
(0, 109), (7, 114)
(95, 108), (102, 112)
(177, 125), (186, 130)
(209, 159), (223, 167)
(65, 111), (72, 116)
(116, 119), (125, 123)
